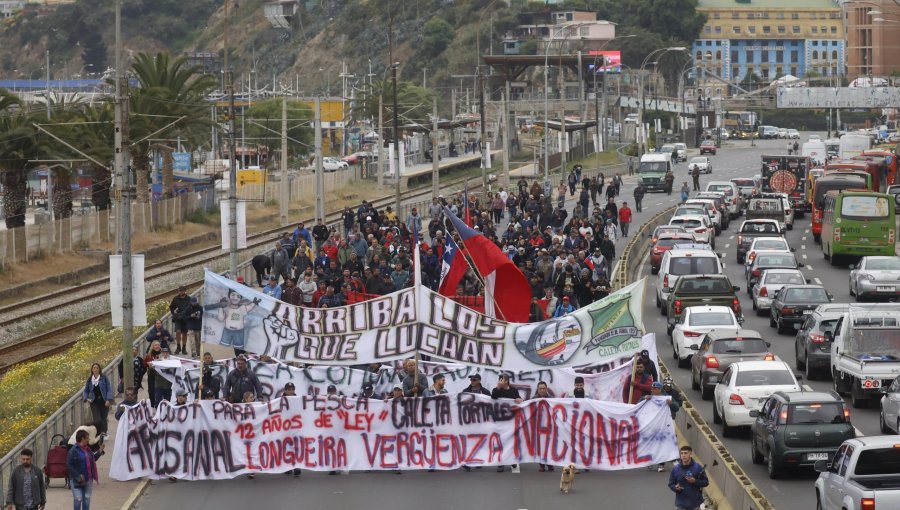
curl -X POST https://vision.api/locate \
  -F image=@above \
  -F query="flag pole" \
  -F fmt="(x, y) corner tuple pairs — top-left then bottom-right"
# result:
(627, 354), (638, 403)
(413, 235), (423, 393)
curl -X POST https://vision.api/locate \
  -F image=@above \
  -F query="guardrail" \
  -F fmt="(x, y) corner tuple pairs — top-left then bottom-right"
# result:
(614, 206), (774, 510)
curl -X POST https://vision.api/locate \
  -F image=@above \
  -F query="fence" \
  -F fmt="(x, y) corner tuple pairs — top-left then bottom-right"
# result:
(0, 189), (216, 266)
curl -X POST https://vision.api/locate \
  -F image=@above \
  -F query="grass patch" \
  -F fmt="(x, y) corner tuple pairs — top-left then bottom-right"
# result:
(184, 208), (219, 226)
(0, 300), (169, 458)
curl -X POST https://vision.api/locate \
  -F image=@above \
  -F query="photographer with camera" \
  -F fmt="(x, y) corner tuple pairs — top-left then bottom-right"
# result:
(668, 445), (708, 510)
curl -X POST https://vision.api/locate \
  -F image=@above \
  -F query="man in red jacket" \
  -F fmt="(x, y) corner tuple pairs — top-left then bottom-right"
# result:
(618, 201), (633, 238)
(623, 358), (654, 403)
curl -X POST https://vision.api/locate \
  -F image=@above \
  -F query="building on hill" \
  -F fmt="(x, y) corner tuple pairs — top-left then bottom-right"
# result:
(842, 0), (900, 78)
(693, 0), (845, 98)
(515, 9), (615, 53)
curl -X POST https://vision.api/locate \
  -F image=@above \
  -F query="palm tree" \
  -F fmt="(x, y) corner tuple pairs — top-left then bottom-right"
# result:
(70, 101), (115, 212)
(128, 52), (217, 201)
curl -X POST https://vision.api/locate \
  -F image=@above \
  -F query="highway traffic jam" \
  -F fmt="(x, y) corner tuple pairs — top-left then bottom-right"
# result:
(640, 131), (900, 509)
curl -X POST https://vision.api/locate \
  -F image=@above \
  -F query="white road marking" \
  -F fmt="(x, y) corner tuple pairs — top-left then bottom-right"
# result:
(803, 385), (813, 391)
(805, 264), (813, 269)
(801, 236), (807, 241)
(814, 278), (823, 284)
(805, 229), (810, 234)
(655, 203), (664, 206)
(729, 235), (735, 240)
(801, 245), (806, 250)
(802, 254), (808, 259)
(724, 244), (730, 249)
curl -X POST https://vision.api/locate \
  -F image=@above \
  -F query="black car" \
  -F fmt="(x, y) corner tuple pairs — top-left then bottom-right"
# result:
(770, 285), (833, 334)
(750, 391), (854, 479)
(794, 304), (850, 380)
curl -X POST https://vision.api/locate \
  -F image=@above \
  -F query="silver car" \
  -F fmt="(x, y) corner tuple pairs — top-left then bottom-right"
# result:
(752, 269), (808, 314)
(880, 375), (900, 433)
(849, 256), (900, 302)
(689, 156), (712, 174)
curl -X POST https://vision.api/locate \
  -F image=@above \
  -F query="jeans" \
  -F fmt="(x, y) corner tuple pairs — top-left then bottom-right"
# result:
(621, 222), (630, 237)
(71, 481), (93, 510)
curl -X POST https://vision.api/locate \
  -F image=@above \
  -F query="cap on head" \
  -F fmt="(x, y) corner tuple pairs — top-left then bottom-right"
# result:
(469, 373), (481, 380)
(651, 382), (664, 389)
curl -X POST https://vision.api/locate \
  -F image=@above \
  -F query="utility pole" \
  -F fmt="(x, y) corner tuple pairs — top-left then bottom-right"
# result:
(501, 90), (510, 190)
(45, 50), (50, 120)
(431, 96), (439, 198)
(479, 67), (487, 191)
(114, 0), (134, 393)
(314, 97), (325, 222)
(279, 95), (289, 225)
(225, 0), (238, 278)
(377, 95), (384, 188)
(392, 63), (401, 215)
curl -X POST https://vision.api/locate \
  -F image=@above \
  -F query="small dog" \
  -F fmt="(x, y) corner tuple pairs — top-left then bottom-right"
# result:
(559, 464), (576, 493)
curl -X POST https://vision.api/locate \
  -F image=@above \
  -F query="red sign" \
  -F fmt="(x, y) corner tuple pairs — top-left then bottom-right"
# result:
(587, 50), (622, 73)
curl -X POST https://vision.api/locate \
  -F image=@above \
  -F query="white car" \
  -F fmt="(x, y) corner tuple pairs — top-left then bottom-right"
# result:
(685, 199), (723, 234)
(671, 306), (741, 368)
(778, 128), (788, 139)
(752, 269), (807, 314)
(745, 236), (793, 268)
(674, 143), (687, 162)
(689, 156), (712, 174)
(808, 134), (822, 141)
(655, 248), (725, 309)
(669, 214), (715, 247)
(787, 129), (800, 139)
(713, 360), (800, 437)
(322, 157), (349, 172)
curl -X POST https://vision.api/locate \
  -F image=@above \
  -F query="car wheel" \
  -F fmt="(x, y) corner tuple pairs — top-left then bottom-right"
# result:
(721, 410), (734, 438)
(777, 319), (787, 334)
(795, 343), (804, 370)
(833, 370), (844, 396)
(770, 313), (777, 328)
(651, 267), (659, 275)
(737, 255), (745, 264)
(767, 450), (782, 479)
(752, 299), (757, 311)
(850, 386), (868, 409)
(701, 384), (713, 401)
(750, 436), (764, 464)
(672, 342), (680, 360)
(804, 355), (817, 381)
(678, 355), (690, 369)
(881, 406), (892, 434)
(661, 304), (668, 317)
(849, 278), (855, 297)
(712, 401), (722, 424)
(692, 369), (700, 390)
(656, 293), (662, 309)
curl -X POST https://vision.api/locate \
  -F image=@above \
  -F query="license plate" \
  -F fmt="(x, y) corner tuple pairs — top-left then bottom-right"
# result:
(877, 286), (895, 292)
(807, 453), (828, 461)
(802, 310), (813, 314)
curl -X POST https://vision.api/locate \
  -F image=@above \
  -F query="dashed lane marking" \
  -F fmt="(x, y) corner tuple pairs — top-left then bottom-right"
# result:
(725, 244), (730, 249)
(814, 278), (823, 284)
(801, 236), (807, 241)
(801, 245), (806, 250)
(805, 229), (810, 234)
(805, 264), (813, 269)
(802, 254), (808, 259)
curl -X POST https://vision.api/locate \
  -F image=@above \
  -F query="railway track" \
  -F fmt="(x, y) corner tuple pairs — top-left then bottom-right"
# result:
(0, 171), (489, 372)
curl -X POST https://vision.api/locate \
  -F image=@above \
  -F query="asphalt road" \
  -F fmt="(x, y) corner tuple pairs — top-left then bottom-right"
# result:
(136, 135), (840, 509)
(636, 133), (891, 510)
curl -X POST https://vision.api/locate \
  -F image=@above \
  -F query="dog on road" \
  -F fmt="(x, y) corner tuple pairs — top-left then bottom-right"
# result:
(559, 464), (576, 493)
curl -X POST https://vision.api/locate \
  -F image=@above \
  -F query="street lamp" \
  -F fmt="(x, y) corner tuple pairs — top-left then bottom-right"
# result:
(638, 46), (687, 155)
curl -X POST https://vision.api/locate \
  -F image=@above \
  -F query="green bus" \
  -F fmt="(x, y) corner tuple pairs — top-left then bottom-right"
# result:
(822, 190), (896, 264)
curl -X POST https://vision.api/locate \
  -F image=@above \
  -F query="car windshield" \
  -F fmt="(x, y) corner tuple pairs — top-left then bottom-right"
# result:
(690, 313), (735, 326)
(757, 255), (797, 267)
(657, 238), (694, 248)
(678, 278), (732, 293)
(841, 195), (891, 220)
(732, 179), (755, 187)
(640, 162), (669, 173)
(741, 223), (780, 234)
(785, 288), (830, 302)
(712, 339), (768, 354)
(753, 240), (788, 251)
(675, 207), (706, 217)
(855, 449), (900, 476)
(671, 219), (702, 229)
(691, 158), (707, 165)
(669, 257), (721, 276)
(661, 146), (674, 153)
(764, 272), (805, 285)
(866, 258), (900, 270)
(734, 370), (796, 387)
(655, 227), (685, 237)
(707, 185), (733, 196)
(787, 403), (846, 425)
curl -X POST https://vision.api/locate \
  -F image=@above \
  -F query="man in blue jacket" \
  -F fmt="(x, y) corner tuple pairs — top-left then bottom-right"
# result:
(668, 445), (709, 510)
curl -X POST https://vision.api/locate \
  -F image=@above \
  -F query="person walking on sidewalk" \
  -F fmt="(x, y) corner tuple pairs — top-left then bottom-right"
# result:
(691, 165), (701, 191)
(5, 448), (46, 510)
(668, 445), (709, 510)
(82, 363), (114, 436)
(664, 170), (675, 195)
(618, 201), (632, 237)
(67, 429), (104, 510)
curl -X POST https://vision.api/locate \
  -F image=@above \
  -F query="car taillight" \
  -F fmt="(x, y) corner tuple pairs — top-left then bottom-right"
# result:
(695, 228), (707, 234)
(759, 287), (768, 297)
(780, 409), (788, 420)
(732, 298), (741, 314)
(674, 300), (683, 315)
(809, 333), (826, 343)
(748, 251), (757, 262)
(705, 356), (719, 368)
(729, 393), (745, 405)
(664, 275), (670, 288)
(752, 269), (761, 279)
(834, 227), (841, 242)
(652, 247), (661, 254)
(764, 354), (776, 361)
(861, 497), (875, 510)
(684, 330), (702, 337)
(843, 406), (851, 420)
(782, 307), (794, 315)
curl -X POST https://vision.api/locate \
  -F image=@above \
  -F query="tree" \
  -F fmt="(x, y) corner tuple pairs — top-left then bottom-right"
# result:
(128, 52), (217, 201)
(243, 99), (314, 168)
(419, 16), (455, 59)
(80, 31), (108, 75)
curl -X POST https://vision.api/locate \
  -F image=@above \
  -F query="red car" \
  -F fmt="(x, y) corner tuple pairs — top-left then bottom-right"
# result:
(650, 232), (697, 274)
(700, 140), (717, 155)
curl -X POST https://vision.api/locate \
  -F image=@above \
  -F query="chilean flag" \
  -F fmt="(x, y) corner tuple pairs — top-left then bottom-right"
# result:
(444, 206), (531, 323)
(438, 235), (466, 295)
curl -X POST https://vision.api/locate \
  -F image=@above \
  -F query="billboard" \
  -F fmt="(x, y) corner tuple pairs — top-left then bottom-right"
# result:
(776, 86), (900, 109)
(587, 50), (621, 74)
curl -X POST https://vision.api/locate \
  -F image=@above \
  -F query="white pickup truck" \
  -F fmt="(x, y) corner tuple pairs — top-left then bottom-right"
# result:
(815, 436), (900, 510)
(829, 309), (900, 408)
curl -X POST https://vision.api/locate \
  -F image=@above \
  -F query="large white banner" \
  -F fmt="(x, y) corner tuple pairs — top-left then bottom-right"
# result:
(110, 394), (678, 479)
(219, 200), (247, 250)
(201, 271), (648, 371)
(153, 335), (657, 403)
(109, 255), (147, 327)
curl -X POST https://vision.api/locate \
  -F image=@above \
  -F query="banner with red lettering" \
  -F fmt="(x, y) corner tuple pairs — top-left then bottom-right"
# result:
(109, 394), (678, 480)
(152, 334), (657, 403)
(201, 270), (647, 370)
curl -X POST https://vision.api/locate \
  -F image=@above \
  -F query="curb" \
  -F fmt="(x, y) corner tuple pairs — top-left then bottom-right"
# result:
(123, 478), (151, 509)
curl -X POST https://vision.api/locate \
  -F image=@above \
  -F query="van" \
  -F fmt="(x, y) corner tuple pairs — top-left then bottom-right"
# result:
(656, 248), (725, 309)
(639, 153), (674, 192)
(802, 141), (827, 166)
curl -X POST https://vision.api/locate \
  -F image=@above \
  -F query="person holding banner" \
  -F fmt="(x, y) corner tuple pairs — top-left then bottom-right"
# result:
(565, 376), (593, 399)
(223, 357), (264, 403)
(461, 374), (491, 396)
(422, 374), (448, 397)
(492, 374), (522, 472)
(531, 382), (556, 473)
(401, 359), (427, 397)
(624, 358), (655, 404)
